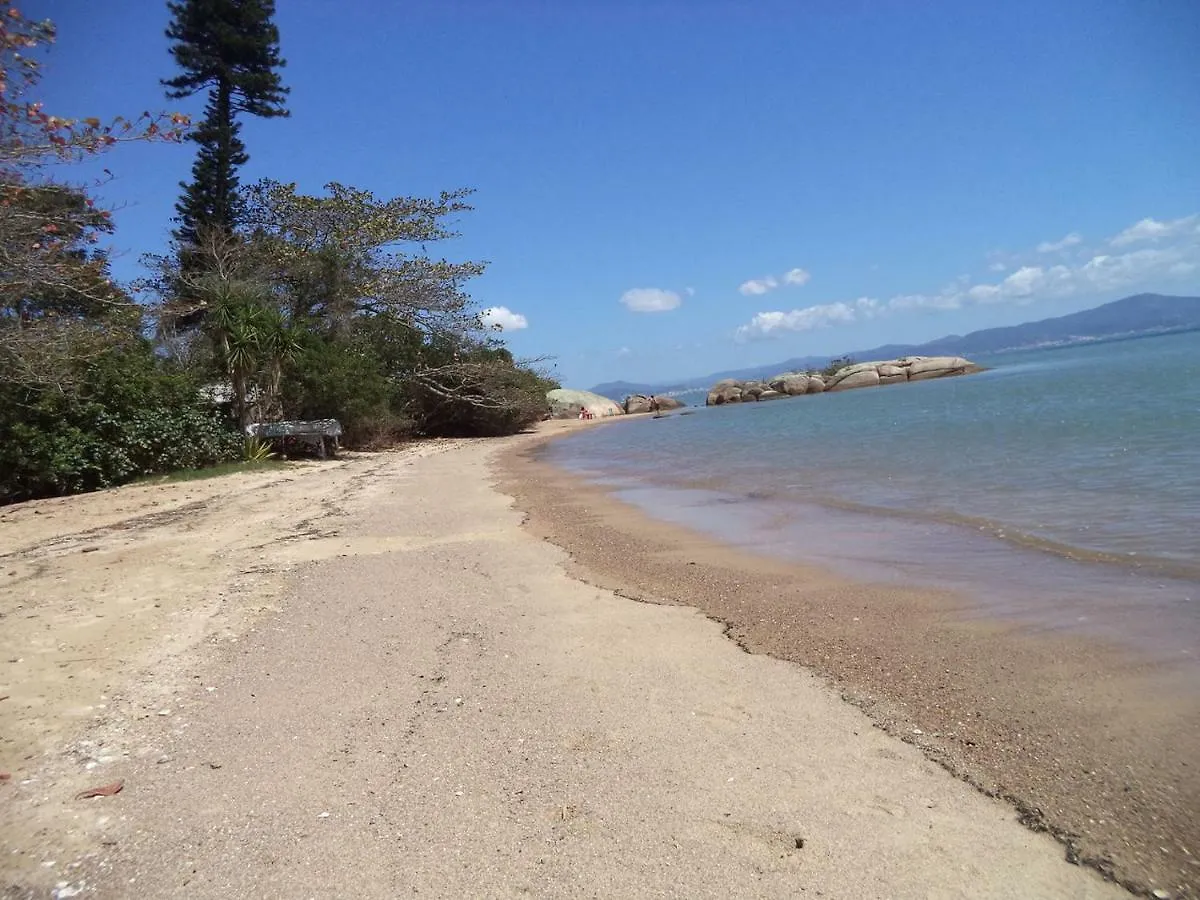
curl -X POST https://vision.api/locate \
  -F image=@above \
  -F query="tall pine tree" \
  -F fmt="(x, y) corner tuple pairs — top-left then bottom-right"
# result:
(163, 0), (289, 246)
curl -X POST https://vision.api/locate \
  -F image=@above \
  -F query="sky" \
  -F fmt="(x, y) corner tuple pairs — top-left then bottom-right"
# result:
(32, 0), (1200, 388)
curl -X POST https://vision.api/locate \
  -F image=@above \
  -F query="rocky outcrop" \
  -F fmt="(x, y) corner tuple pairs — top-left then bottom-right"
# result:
(707, 356), (980, 406)
(769, 373), (826, 396)
(624, 394), (685, 415)
(547, 389), (624, 419)
(706, 379), (744, 406)
(825, 363), (881, 391)
(905, 355), (974, 381)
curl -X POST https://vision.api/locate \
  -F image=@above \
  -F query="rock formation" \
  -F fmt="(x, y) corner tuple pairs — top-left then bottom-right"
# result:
(546, 389), (624, 419)
(623, 394), (685, 414)
(707, 356), (980, 406)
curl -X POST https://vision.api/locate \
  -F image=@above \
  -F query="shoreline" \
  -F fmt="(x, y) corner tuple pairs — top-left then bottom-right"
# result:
(662, 469), (1200, 584)
(0, 423), (1180, 897)
(555, 468), (1200, 663)
(498, 425), (1200, 897)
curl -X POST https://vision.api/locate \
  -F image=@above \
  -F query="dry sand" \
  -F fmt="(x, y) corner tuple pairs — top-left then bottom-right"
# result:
(0, 423), (1149, 898)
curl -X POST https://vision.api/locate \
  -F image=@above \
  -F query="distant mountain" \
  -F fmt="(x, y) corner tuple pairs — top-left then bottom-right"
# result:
(589, 380), (673, 398)
(589, 293), (1200, 396)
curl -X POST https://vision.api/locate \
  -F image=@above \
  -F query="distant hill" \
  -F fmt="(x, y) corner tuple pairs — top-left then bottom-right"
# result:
(589, 293), (1200, 396)
(588, 380), (672, 398)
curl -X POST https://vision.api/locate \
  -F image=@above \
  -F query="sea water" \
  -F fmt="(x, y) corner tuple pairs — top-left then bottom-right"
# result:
(548, 331), (1200, 660)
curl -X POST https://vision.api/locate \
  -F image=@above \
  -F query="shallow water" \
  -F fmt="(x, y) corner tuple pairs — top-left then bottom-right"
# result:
(550, 331), (1200, 660)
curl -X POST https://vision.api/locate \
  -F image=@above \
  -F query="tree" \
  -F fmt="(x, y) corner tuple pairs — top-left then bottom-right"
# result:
(163, 0), (289, 244)
(144, 228), (300, 427)
(145, 178), (553, 441)
(1, 0), (188, 391)
(240, 179), (484, 333)
(0, 2), (242, 503)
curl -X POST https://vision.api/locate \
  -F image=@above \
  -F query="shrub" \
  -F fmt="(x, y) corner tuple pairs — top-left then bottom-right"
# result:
(0, 344), (243, 503)
(280, 334), (410, 446)
(821, 355), (855, 377)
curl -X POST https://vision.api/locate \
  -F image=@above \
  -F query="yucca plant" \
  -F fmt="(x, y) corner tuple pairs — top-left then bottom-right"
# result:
(243, 436), (276, 462)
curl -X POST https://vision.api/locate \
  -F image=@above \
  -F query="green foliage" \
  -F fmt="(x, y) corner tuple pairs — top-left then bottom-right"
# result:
(5, 4), (555, 509)
(163, 0), (289, 114)
(0, 343), (242, 504)
(173, 92), (250, 244)
(242, 436), (275, 461)
(281, 333), (406, 446)
(401, 358), (555, 437)
(164, 0), (289, 242)
(395, 335), (556, 437)
(240, 179), (484, 328)
(195, 273), (301, 425)
(821, 355), (855, 377)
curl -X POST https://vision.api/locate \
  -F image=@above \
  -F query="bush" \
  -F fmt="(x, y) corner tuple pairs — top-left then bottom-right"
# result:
(0, 344), (243, 503)
(401, 358), (556, 437)
(821, 355), (855, 377)
(280, 335), (411, 447)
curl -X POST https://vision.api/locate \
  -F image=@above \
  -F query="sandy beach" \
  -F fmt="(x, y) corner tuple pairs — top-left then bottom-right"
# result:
(0, 422), (1179, 898)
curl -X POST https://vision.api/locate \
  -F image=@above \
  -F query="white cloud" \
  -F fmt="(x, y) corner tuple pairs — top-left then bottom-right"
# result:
(616, 346), (632, 357)
(889, 291), (963, 312)
(1076, 248), (1185, 292)
(988, 261), (1007, 272)
(739, 266), (811, 296)
(1110, 215), (1198, 247)
(733, 212), (1200, 339)
(480, 306), (528, 331)
(736, 298), (879, 341)
(1036, 232), (1082, 253)
(738, 276), (778, 296)
(620, 287), (682, 312)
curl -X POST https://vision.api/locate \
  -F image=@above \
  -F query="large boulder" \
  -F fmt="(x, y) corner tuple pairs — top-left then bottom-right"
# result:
(546, 389), (624, 419)
(824, 361), (877, 386)
(707, 379), (744, 406)
(903, 356), (973, 381)
(624, 394), (684, 414)
(827, 367), (881, 390)
(741, 381), (767, 400)
(770, 373), (825, 395)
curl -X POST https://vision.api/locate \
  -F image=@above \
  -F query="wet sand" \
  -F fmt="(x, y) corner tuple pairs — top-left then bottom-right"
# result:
(499, 427), (1200, 898)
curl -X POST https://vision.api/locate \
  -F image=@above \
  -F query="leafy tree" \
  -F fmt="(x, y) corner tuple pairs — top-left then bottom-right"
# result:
(281, 333), (402, 446)
(144, 229), (301, 427)
(145, 176), (552, 443)
(240, 179), (483, 332)
(163, 0), (289, 243)
(1, 1), (188, 390)
(0, 2), (242, 503)
(236, 180), (553, 435)
(399, 337), (557, 436)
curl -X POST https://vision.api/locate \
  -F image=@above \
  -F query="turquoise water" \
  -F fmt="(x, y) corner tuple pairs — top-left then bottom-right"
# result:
(549, 331), (1200, 658)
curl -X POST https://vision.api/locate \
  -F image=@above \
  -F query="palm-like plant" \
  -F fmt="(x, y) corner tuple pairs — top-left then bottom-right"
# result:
(196, 275), (297, 427)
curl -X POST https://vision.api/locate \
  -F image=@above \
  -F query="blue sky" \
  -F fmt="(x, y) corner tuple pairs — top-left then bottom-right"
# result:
(34, 0), (1200, 388)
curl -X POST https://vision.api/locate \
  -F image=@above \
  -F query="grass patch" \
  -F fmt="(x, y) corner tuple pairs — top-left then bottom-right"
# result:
(134, 459), (288, 485)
